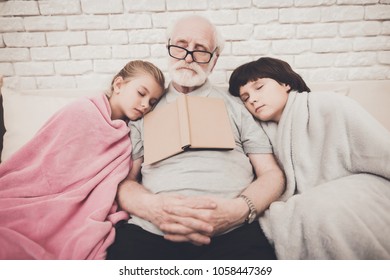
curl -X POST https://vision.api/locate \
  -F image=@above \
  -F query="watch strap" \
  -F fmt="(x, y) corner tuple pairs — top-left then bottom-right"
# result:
(239, 194), (257, 224)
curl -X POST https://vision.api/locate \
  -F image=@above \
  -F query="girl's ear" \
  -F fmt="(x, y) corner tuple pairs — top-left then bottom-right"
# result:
(113, 76), (124, 94)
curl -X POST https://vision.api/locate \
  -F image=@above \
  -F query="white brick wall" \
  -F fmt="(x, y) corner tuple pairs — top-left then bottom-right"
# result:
(0, 0), (389, 89)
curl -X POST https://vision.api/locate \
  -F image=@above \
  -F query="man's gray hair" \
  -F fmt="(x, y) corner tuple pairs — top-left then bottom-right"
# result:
(166, 15), (225, 56)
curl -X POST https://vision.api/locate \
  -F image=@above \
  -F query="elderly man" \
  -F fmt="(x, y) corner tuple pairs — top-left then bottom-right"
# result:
(107, 15), (285, 260)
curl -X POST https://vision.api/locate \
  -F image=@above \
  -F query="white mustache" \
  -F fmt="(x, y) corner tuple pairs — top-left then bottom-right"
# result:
(173, 60), (203, 73)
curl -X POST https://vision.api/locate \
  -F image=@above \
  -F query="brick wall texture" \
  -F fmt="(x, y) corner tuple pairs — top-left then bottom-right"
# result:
(0, 0), (389, 89)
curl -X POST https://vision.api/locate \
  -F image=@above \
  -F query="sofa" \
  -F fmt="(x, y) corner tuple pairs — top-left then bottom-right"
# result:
(1, 76), (389, 162)
(0, 75), (389, 260)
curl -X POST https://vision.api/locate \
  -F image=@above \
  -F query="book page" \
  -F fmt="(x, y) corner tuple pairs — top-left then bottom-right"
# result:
(143, 101), (183, 165)
(176, 95), (191, 149)
(186, 96), (235, 149)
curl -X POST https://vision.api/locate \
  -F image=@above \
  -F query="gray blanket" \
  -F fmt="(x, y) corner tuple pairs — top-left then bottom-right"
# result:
(259, 91), (390, 259)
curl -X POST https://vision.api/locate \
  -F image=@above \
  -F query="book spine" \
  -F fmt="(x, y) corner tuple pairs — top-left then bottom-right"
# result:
(177, 95), (191, 149)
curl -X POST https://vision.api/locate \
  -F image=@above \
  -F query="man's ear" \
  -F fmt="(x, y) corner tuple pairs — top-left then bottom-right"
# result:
(209, 54), (219, 73)
(113, 76), (124, 93)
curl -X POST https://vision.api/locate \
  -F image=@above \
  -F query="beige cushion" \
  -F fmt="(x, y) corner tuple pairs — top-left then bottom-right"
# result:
(1, 87), (99, 162)
(347, 81), (390, 133)
(310, 80), (390, 132)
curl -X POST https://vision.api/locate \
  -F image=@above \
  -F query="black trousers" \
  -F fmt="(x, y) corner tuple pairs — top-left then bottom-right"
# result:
(107, 221), (276, 260)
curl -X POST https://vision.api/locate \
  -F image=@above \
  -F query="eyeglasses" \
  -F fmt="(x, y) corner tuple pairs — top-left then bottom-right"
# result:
(167, 39), (217, 64)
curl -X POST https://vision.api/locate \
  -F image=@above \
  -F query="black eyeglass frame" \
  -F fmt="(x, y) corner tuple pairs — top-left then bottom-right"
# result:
(167, 39), (218, 64)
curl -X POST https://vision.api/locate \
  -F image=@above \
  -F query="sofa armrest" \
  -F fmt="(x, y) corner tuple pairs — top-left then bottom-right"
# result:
(0, 76), (5, 159)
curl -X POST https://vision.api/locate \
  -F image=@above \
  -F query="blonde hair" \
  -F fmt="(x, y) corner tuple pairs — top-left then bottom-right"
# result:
(109, 60), (165, 96)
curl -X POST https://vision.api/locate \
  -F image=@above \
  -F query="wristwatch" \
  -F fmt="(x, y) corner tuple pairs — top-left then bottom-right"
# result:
(239, 194), (257, 224)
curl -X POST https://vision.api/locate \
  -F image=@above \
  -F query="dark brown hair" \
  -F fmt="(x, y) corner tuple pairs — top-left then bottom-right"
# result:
(229, 57), (310, 97)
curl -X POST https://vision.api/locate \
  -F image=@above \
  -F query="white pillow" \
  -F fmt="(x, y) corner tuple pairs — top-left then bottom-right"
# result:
(1, 87), (99, 162)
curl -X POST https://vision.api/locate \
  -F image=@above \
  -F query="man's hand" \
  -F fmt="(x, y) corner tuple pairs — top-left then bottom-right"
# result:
(146, 193), (218, 245)
(160, 196), (248, 245)
(117, 158), (219, 246)
(159, 153), (286, 245)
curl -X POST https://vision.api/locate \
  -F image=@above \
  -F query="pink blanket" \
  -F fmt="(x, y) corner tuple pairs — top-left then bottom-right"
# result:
(0, 93), (131, 259)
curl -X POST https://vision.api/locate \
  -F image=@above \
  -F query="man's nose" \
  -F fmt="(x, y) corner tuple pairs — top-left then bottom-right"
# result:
(184, 52), (194, 63)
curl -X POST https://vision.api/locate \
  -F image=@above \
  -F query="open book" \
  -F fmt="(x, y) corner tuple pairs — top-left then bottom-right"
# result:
(143, 95), (235, 165)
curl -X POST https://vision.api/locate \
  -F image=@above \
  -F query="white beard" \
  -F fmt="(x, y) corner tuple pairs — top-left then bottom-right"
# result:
(169, 60), (211, 87)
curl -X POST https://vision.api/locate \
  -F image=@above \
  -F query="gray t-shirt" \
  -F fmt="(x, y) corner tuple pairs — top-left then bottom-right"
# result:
(129, 80), (272, 235)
